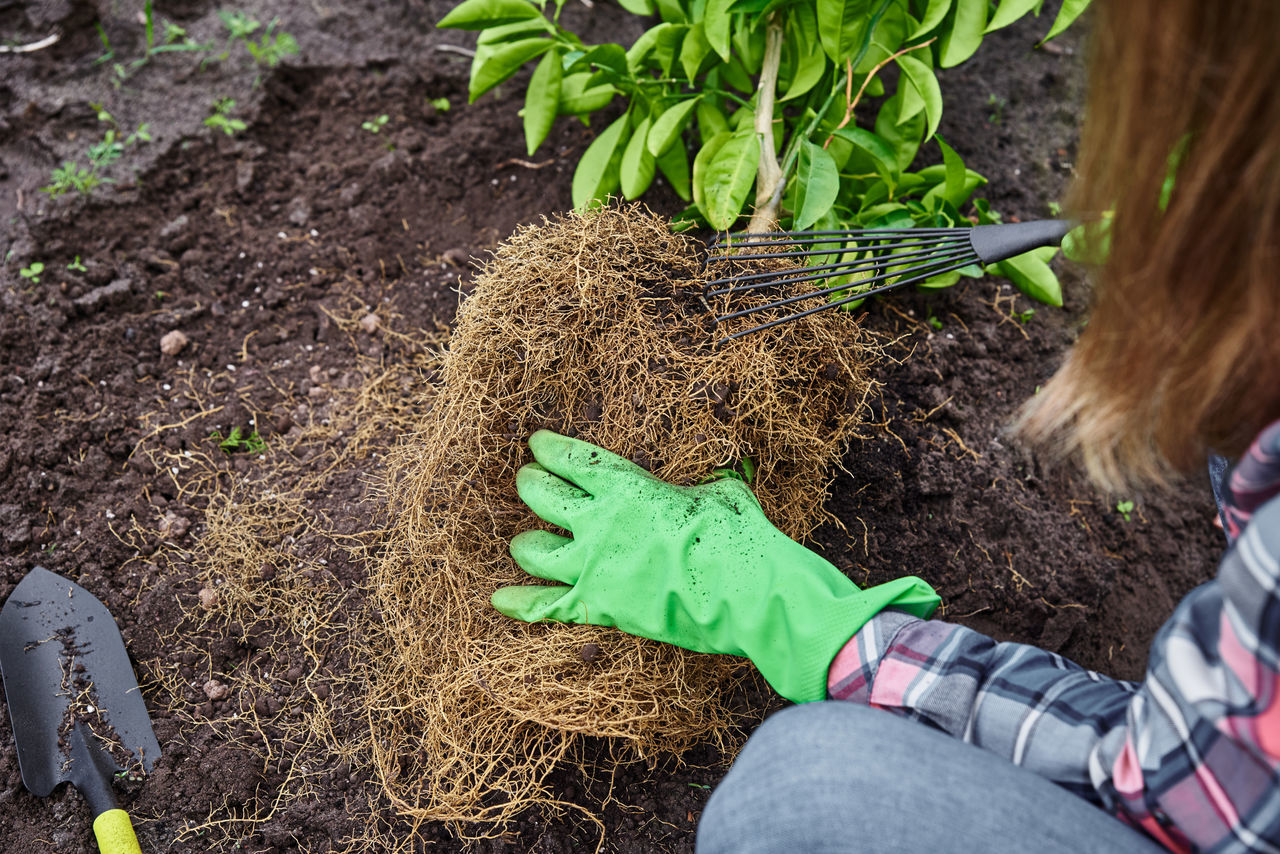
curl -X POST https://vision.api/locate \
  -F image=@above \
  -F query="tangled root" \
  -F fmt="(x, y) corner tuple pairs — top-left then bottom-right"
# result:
(366, 204), (882, 837)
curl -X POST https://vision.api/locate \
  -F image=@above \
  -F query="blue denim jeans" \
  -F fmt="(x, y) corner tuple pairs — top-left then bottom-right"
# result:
(697, 702), (1168, 853)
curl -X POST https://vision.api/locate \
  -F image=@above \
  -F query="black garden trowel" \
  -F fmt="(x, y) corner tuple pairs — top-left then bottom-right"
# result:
(0, 566), (161, 854)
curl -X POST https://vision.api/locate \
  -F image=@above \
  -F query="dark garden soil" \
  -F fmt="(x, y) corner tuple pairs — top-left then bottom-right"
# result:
(0, 1), (1224, 852)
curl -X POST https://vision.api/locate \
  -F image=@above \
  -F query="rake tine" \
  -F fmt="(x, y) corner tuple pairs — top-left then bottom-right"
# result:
(706, 235), (972, 264)
(708, 227), (968, 248)
(716, 256), (982, 345)
(706, 246), (978, 296)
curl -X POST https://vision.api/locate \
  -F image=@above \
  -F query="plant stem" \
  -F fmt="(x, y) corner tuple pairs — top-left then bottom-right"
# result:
(747, 13), (785, 234)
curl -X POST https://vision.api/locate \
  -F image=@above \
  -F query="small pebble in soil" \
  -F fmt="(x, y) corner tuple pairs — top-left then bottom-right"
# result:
(197, 587), (219, 609)
(580, 643), (601, 663)
(160, 329), (189, 356)
(203, 679), (230, 701)
(158, 510), (189, 539)
(359, 313), (380, 334)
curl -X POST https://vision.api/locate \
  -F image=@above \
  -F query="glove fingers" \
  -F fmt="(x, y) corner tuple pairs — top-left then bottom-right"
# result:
(528, 430), (643, 498)
(516, 462), (590, 532)
(510, 529), (580, 585)
(490, 584), (579, 623)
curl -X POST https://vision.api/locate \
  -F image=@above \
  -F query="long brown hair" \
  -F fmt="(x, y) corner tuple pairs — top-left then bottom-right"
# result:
(1017, 0), (1280, 491)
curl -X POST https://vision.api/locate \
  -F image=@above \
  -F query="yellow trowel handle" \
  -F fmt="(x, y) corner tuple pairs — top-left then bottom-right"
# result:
(93, 809), (143, 854)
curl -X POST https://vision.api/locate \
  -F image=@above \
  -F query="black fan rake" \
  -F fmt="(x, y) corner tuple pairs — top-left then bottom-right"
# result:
(704, 219), (1073, 344)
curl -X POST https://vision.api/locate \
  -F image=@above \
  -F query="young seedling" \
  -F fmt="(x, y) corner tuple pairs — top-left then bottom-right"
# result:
(67, 255), (88, 272)
(927, 315), (943, 331)
(214, 11), (298, 82)
(204, 98), (247, 136)
(987, 93), (1007, 125)
(1116, 500), (1135, 522)
(40, 107), (150, 197)
(362, 114), (390, 134)
(243, 20), (298, 69)
(1016, 308), (1036, 324)
(429, 97), (450, 112)
(19, 262), (44, 284)
(210, 426), (267, 455)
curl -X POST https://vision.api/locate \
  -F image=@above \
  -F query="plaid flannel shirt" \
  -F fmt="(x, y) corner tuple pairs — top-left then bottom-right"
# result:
(828, 421), (1280, 853)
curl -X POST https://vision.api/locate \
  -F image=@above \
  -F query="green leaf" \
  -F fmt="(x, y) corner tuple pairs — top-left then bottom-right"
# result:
(657, 140), (692, 201)
(940, 0), (987, 68)
(628, 23), (683, 73)
(1042, 0), (1089, 43)
(816, 0), (870, 63)
(916, 269), (961, 289)
(696, 99), (731, 144)
(732, 15), (766, 74)
(572, 113), (630, 209)
(693, 131), (732, 211)
(621, 115), (657, 198)
(438, 0), (541, 29)
(833, 127), (898, 186)
(648, 98), (699, 156)
(852, 1), (907, 74)
(781, 37), (826, 102)
(476, 18), (552, 45)
(705, 0), (734, 61)
(986, 0), (1040, 33)
(936, 135), (965, 206)
(698, 128), (759, 231)
(470, 38), (552, 102)
(989, 252), (1063, 306)
(719, 54), (754, 93)
(557, 72), (616, 114)
(560, 72), (619, 115)
(567, 43), (628, 77)
(616, 0), (656, 13)
(875, 90), (926, 171)
(792, 140), (840, 230)
(680, 22), (713, 79)
(919, 164), (986, 207)
(654, 0), (688, 23)
(910, 0), (952, 38)
(895, 54), (941, 140)
(523, 49), (562, 154)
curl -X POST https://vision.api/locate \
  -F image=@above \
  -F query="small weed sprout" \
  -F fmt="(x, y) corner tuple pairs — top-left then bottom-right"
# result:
(1016, 308), (1036, 324)
(210, 426), (266, 455)
(41, 106), (150, 197)
(362, 115), (390, 134)
(986, 93), (1007, 125)
(243, 21), (298, 68)
(67, 255), (88, 272)
(216, 11), (297, 81)
(1116, 500), (1135, 522)
(928, 315), (944, 331)
(19, 262), (44, 283)
(1047, 200), (1064, 217)
(429, 97), (450, 112)
(205, 98), (247, 136)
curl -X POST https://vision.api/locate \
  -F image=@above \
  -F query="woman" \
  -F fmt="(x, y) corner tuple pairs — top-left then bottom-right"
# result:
(491, 1), (1280, 850)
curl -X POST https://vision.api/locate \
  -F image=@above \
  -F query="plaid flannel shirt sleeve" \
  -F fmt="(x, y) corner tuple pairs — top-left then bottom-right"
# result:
(828, 496), (1280, 854)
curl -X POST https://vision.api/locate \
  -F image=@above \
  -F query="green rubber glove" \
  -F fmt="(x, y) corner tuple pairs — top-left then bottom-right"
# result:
(493, 431), (940, 703)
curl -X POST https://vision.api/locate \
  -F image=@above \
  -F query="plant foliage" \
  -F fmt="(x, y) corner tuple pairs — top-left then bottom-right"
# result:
(440, 0), (1090, 305)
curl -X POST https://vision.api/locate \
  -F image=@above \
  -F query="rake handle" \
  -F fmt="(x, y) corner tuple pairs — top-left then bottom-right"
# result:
(968, 220), (1074, 265)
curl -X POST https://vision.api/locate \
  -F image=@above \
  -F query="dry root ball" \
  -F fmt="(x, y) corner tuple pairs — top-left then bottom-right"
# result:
(367, 204), (880, 833)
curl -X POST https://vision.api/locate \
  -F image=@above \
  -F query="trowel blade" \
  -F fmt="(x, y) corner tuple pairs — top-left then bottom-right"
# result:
(0, 566), (160, 797)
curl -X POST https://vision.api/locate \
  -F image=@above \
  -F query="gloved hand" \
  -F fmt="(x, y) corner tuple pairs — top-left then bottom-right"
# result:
(493, 431), (940, 703)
